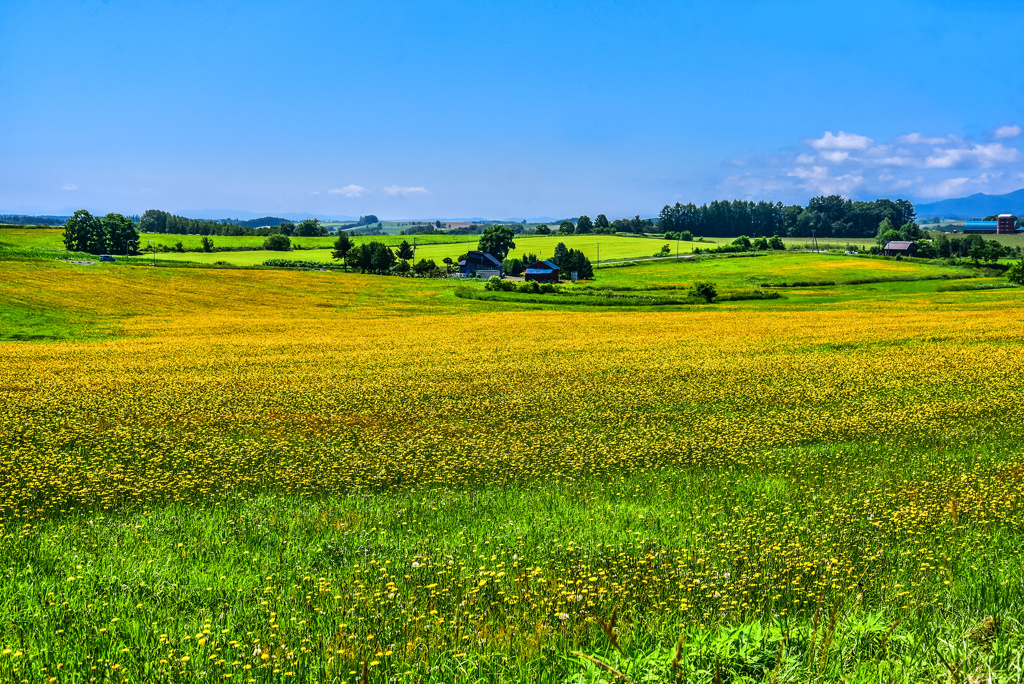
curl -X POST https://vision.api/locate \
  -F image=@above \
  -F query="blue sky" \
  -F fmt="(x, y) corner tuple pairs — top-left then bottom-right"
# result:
(2, 0), (1023, 220)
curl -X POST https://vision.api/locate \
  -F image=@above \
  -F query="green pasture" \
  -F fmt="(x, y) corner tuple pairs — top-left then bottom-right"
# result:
(112, 249), (1020, 314)
(589, 251), (974, 290)
(121, 235), (705, 268)
(927, 230), (1024, 249)
(1, 226), (878, 261)
(0, 226), (67, 250)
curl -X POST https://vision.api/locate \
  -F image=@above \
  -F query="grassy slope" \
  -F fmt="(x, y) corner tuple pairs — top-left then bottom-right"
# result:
(1, 227), (883, 267)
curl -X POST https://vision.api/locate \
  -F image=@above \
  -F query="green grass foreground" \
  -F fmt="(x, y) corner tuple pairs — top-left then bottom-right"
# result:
(3, 440), (1023, 683)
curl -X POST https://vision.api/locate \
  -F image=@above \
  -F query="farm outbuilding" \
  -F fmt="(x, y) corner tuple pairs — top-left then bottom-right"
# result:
(459, 251), (503, 278)
(964, 216), (1021, 234)
(524, 259), (560, 283)
(963, 221), (998, 234)
(997, 214), (1020, 234)
(883, 240), (917, 257)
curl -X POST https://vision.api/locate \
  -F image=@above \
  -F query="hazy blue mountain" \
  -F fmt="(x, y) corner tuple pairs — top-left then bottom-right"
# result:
(181, 210), (358, 222)
(915, 189), (1024, 220)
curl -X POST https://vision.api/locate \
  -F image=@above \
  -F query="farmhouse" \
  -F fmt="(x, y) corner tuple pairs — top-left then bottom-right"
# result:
(459, 251), (503, 278)
(524, 259), (560, 283)
(883, 240), (917, 257)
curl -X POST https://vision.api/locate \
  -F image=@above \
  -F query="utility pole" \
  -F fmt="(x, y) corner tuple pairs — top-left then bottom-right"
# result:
(413, 237), (417, 262)
(596, 243), (599, 266)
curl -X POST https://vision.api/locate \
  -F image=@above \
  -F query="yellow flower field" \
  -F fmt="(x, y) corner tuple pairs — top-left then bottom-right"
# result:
(1, 259), (1023, 682)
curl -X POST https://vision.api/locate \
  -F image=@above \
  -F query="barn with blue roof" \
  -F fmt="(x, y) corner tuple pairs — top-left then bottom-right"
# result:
(524, 259), (560, 283)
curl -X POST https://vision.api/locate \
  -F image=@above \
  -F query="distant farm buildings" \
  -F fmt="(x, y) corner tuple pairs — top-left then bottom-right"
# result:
(459, 251), (503, 278)
(963, 214), (1021, 235)
(883, 241), (917, 257)
(524, 260), (560, 283)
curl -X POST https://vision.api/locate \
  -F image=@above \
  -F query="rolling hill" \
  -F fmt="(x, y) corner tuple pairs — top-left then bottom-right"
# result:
(915, 188), (1024, 219)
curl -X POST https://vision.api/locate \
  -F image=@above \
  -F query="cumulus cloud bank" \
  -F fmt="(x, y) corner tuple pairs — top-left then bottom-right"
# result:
(328, 184), (368, 198)
(719, 128), (1024, 200)
(383, 185), (431, 197)
(808, 131), (874, 151)
(994, 124), (1022, 140)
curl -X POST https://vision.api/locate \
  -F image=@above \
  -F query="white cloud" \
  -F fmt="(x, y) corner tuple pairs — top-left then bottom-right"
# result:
(788, 166), (827, 180)
(819, 150), (850, 164)
(62, 183), (77, 191)
(383, 185), (431, 197)
(895, 132), (954, 145)
(328, 184), (368, 198)
(870, 156), (912, 167)
(994, 124), (1022, 140)
(787, 166), (864, 195)
(917, 177), (972, 197)
(808, 131), (874, 151)
(716, 127), (1024, 201)
(924, 143), (1022, 169)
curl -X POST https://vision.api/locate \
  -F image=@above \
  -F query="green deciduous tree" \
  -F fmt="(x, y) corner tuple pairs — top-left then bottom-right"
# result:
(594, 214), (610, 233)
(552, 242), (569, 266)
(413, 258), (437, 275)
(575, 215), (593, 234)
(534, 224), (551, 235)
(264, 234), (291, 251)
(353, 241), (396, 274)
(397, 240), (414, 260)
(876, 218), (899, 246)
(558, 248), (594, 280)
(296, 218), (326, 237)
(478, 224), (516, 260)
(558, 220), (575, 235)
(503, 257), (524, 276)
(332, 232), (354, 269)
(1006, 259), (1024, 285)
(62, 209), (107, 254)
(731, 235), (752, 250)
(103, 213), (139, 255)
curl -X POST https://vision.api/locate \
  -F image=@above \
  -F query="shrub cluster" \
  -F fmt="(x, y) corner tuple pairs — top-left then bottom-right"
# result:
(262, 259), (344, 270)
(484, 276), (557, 294)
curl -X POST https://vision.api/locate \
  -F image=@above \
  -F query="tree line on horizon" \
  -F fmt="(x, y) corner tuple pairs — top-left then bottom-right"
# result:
(657, 196), (918, 239)
(139, 210), (332, 238)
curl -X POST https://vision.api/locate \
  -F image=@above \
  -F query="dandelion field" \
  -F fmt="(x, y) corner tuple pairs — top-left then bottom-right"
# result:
(1, 257), (1024, 682)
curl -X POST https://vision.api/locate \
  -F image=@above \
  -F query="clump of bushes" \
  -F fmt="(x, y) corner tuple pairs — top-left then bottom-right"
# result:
(262, 259), (343, 269)
(263, 234), (291, 251)
(484, 276), (557, 294)
(689, 281), (717, 303)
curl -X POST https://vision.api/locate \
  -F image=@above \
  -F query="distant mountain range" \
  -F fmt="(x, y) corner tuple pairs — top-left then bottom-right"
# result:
(915, 189), (1024, 220)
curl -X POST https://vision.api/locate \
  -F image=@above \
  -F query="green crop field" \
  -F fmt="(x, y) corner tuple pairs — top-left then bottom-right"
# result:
(113, 235), (710, 268)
